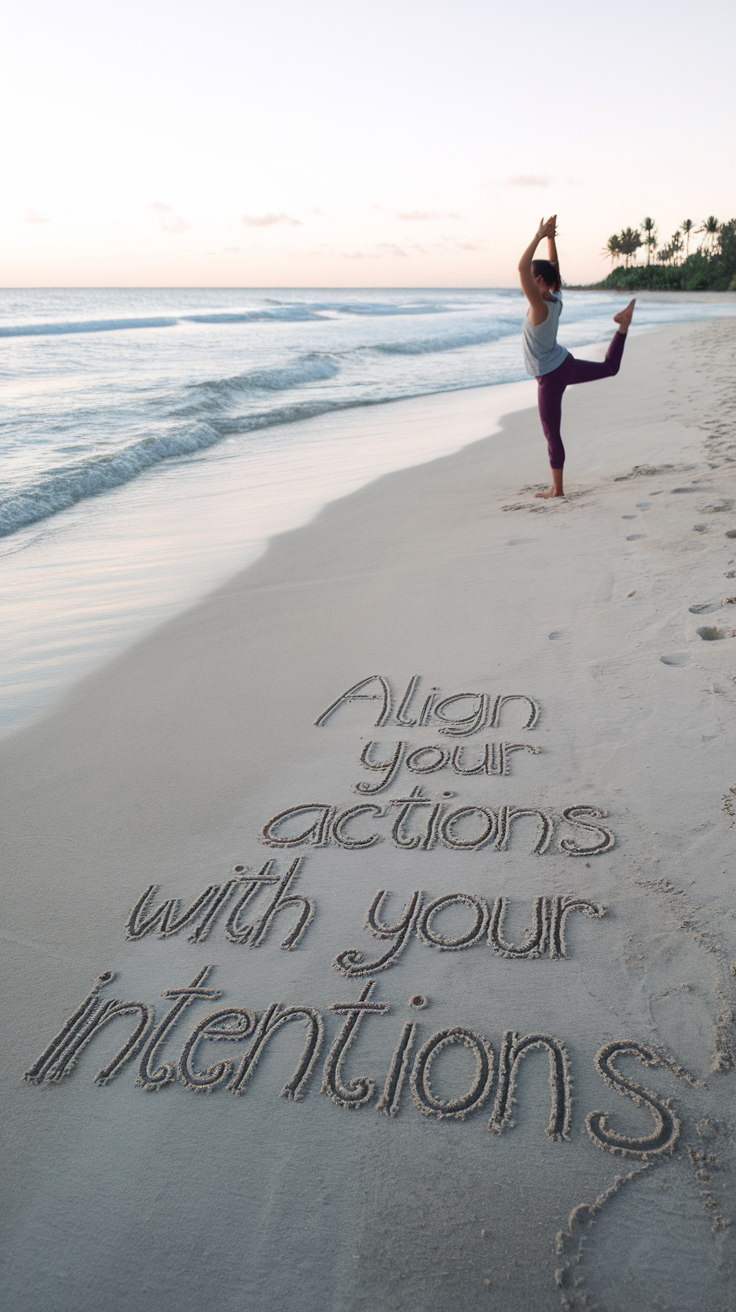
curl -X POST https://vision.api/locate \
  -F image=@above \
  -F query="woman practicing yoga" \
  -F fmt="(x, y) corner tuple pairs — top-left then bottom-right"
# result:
(519, 216), (635, 497)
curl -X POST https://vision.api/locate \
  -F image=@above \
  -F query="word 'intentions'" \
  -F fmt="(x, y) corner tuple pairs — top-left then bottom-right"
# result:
(25, 967), (687, 1160)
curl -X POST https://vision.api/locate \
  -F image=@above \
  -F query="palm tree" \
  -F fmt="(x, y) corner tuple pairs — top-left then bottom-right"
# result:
(619, 227), (642, 268)
(641, 217), (657, 266)
(670, 230), (683, 266)
(697, 216), (720, 252)
(602, 234), (622, 269)
(681, 219), (694, 257)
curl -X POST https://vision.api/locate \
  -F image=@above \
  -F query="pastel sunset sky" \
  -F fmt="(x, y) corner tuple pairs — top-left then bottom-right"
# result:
(3, 0), (734, 287)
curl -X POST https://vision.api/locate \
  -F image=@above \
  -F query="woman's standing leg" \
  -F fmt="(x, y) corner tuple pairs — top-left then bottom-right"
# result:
(535, 360), (571, 498)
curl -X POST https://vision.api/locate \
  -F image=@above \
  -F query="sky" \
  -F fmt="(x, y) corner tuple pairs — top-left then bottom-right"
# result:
(2, 0), (735, 288)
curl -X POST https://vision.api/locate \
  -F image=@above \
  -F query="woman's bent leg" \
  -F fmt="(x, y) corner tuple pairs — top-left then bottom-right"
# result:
(566, 329), (626, 385)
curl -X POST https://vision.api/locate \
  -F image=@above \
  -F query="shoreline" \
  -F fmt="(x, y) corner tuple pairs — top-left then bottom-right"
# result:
(0, 374), (537, 738)
(6, 302), (734, 742)
(3, 314), (736, 1309)
(567, 286), (736, 300)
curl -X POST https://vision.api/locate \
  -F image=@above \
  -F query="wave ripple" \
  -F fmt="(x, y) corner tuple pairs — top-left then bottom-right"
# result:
(0, 423), (221, 537)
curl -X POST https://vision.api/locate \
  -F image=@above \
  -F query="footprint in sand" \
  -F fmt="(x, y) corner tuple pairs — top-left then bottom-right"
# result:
(622, 515), (636, 519)
(725, 530), (736, 539)
(689, 602), (719, 614)
(548, 631), (566, 640)
(700, 501), (734, 513)
(626, 534), (645, 541)
(636, 503), (651, 509)
(693, 524), (709, 532)
(697, 625), (732, 641)
(661, 652), (691, 666)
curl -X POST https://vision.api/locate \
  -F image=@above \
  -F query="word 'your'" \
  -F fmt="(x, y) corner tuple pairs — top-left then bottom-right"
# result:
(333, 889), (604, 976)
(352, 740), (540, 793)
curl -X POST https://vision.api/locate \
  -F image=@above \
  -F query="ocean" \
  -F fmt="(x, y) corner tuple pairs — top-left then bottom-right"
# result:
(2, 286), (735, 733)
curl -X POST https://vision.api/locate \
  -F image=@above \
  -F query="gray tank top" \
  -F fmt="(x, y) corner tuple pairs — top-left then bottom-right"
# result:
(522, 294), (568, 377)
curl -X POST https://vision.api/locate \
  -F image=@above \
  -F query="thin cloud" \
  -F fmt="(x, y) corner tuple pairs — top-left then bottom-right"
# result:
(25, 207), (50, 223)
(241, 213), (302, 227)
(338, 242), (419, 260)
(439, 237), (485, 252)
(378, 242), (411, 257)
(395, 211), (462, 221)
(506, 175), (550, 188)
(150, 202), (191, 233)
(335, 235), (484, 260)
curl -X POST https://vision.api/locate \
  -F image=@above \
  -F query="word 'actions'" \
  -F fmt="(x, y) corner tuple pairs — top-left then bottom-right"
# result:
(24, 967), (686, 1161)
(316, 676), (540, 736)
(332, 889), (604, 976)
(261, 791), (615, 856)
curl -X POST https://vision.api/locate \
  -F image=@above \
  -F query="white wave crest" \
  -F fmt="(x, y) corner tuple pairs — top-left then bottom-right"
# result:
(373, 327), (514, 356)
(189, 353), (341, 403)
(0, 306), (326, 339)
(0, 298), (457, 340)
(0, 316), (180, 338)
(0, 422), (222, 537)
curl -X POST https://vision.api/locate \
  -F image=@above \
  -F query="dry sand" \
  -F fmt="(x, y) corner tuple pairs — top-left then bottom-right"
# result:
(2, 316), (736, 1311)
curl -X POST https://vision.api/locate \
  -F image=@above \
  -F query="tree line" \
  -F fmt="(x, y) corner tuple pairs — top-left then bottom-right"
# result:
(595, 215), (736, 291)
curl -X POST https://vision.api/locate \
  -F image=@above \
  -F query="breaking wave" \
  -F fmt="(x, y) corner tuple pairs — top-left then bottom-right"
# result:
(0, 422), (222, 537)
(0, 299), (453, 339)
(373, 326), (514, 356)
(0, 317), (180, 338)
(187, 353), (341, 403)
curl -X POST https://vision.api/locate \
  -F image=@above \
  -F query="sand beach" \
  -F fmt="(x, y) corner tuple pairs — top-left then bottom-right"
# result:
(3, 313), (736, 1310)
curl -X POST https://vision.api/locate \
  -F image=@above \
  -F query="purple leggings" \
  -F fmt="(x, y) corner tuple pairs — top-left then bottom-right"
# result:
(537, 329), (626, 469)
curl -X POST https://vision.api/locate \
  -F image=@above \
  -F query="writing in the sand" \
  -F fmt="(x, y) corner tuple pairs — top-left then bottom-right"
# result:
(25, 964), (690, 1162)
(25, 669), (654, 1157)
(313, 676), (541, 734)
(256, 677), (616, 855)
(260, 796), (613, 855)
(123, 856), (606, 965)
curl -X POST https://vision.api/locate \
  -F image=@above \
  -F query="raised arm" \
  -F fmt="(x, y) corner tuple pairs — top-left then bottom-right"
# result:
(518, 216), (558, 325)
(546, 225), (560, 279)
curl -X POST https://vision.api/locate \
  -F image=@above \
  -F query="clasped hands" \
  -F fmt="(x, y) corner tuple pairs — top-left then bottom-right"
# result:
(536, 215), (557, 240)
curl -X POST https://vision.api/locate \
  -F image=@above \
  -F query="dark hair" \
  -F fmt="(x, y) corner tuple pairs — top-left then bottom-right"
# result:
(532, 258), (560, 290)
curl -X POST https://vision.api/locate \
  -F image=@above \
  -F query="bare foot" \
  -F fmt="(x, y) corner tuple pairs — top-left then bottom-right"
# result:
(613, 298), (636, 333)
(536, 468), (564, 498)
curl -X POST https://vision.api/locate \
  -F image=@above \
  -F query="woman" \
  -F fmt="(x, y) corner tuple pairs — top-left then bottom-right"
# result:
(519, 216), (635, 498)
